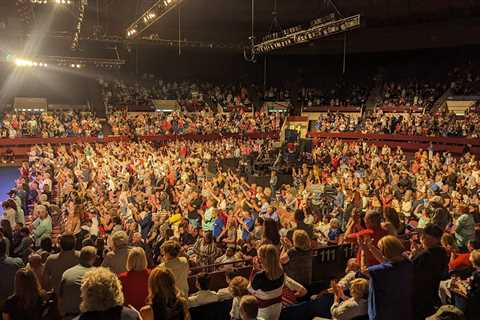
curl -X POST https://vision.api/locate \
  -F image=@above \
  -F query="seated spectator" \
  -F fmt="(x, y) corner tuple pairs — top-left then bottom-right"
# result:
(119, 247), (150, 311)
(75, 267), (140, 320)
(458, 249), (480, 319)
(188, 272), (219, 308)
(314, 278), (369, 320)
(102, 231), (130, 274)
(215, 246), (241, 271)
(281, 229), (313, 288)
(139, 267), (189, 320)
(442, 234), (475, 273)
(59, 246), (97, 319)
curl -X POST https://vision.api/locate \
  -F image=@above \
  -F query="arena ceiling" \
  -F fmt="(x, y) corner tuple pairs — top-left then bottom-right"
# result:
(1, 0), (480, 56)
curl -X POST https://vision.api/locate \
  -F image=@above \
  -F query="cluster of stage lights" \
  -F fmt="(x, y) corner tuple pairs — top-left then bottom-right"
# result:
(126, 0), (178, 39)
(254, 14), (360, 54)
(14, 59), (83, 69)
(15, 59), (48, 67)
(31, 0), (73, 4)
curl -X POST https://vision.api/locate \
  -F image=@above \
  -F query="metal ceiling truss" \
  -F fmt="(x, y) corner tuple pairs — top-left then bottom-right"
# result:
(125, 0), (184, 39)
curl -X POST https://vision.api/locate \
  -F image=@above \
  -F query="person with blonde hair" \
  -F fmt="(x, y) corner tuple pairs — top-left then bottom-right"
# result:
(358, 235), (414, 320)
(139, 267), (189, 320)
(102, 230), (130, 274)
(281, 229), (313, 287)
(314, 278), (369, 320)
(249, 244), (306, 320)
(75, 267), (140, 320)
(229, 276), (249, 320)
(119, 247), (150, 311)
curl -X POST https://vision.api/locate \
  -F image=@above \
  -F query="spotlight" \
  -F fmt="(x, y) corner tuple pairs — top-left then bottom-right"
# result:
(70, 63), (75, 68)
(76, 64), (81, 68)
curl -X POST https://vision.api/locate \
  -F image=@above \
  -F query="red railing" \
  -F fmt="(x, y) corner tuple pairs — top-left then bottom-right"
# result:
(309, 132), (480, 154)
(0, 131), (280, 157)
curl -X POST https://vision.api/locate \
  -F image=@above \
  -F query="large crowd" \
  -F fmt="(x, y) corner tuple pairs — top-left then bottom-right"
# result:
(0, 132), (479, 319)
(313, 109), (480, 138)
(107, 110), (284, 136)
(0, 112), (103, 139)
(99, 78), (255, 112)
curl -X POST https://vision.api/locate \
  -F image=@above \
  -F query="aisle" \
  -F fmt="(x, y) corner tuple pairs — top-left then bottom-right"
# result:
(0, 166), (19, 219)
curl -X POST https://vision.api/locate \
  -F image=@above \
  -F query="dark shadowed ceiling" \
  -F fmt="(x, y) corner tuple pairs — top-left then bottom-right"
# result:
(1, 0), (480, 57)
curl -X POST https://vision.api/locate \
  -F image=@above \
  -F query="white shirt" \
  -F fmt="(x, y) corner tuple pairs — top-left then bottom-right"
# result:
(188, 290), (219, 308)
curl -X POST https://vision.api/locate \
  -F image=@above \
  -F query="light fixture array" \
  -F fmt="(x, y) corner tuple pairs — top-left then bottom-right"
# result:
(6, 55), (125, 69)
(126, 0), (183, 39)
(261, 14), (336, 42)
(254, 14), (360, 54)
(71, 0), (87, 50)
(15, 59), (48, 67)
(31, 0), (73, 4)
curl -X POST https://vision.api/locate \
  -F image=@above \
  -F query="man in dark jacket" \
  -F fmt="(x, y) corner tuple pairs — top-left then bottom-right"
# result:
(412, 223), (449, 319)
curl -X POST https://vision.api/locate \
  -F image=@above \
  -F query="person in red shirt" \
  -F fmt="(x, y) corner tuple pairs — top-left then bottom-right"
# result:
(442, 235), (479, 272)
(344, 210), (390, 267)
(119, 247), (150, 311)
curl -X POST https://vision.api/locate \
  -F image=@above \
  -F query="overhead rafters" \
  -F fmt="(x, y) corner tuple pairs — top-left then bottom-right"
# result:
(71, 0), (87, 50)
(125, 0), (184, 39)
(253, 14), (361, 54)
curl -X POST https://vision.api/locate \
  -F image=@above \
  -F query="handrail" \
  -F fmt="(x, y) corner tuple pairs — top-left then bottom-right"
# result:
(309, 132), (480, 146)
(0, 131), (280, 147)
(189, 259), (251, 273)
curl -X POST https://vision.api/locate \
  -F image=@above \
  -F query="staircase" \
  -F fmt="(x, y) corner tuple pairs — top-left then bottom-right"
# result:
(87, 79), (107, 118)
(364, 72), (384, 114)
(430, 87), (452, 114)
(102, 121), (113, 136)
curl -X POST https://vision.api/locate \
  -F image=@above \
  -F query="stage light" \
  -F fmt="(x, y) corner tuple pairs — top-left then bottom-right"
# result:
(126, 0), (183, 39)
(254, 14), (360, 54)
(76, 64), (81, 68)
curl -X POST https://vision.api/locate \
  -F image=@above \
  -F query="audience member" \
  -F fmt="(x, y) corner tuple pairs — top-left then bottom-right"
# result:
(139, 267), (189, 320)
(74, 267), (140, 320)
(118, 247), (150, 311)
(59, 246), (97, 319)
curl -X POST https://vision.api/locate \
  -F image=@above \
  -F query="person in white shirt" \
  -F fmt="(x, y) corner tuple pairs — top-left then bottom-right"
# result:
(188, 272), (219, 308)
(314, 278), (369, 320)
(215, 246), (241, 271)
(159, 240), (190, 297)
